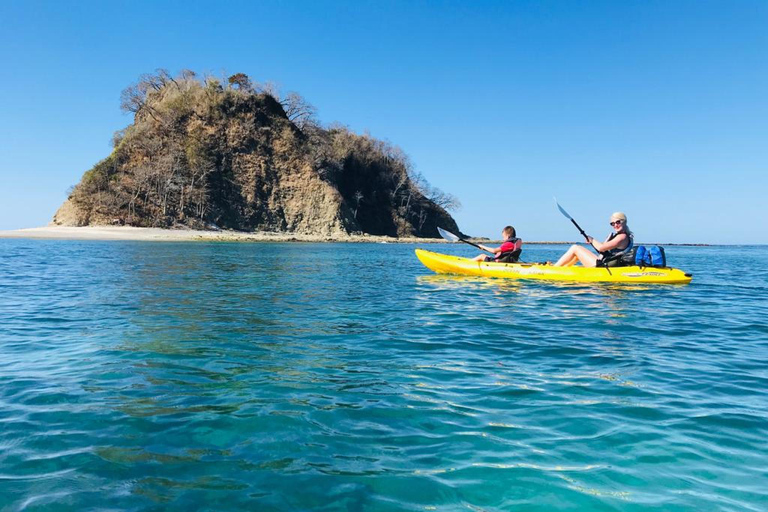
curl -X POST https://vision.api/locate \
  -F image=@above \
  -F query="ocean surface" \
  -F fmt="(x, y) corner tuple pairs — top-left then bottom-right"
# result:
(1, 240), (766, 511)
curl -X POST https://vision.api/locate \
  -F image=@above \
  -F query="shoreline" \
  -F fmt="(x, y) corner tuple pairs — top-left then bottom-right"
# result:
(0, 226), (710, 246)
(0, 226), (461, 243)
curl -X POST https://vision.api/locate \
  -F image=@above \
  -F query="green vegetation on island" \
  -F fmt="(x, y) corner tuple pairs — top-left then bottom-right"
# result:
(55, 69), (460, 237)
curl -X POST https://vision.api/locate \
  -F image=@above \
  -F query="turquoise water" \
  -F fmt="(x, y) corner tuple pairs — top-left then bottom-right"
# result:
(1, 240), (767, 511)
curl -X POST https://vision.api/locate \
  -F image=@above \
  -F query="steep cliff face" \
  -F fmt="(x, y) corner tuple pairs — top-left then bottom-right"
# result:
(54, 70), (460, 237)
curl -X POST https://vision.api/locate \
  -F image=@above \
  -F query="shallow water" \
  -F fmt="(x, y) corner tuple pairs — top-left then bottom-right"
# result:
(1, 240), (766, 511)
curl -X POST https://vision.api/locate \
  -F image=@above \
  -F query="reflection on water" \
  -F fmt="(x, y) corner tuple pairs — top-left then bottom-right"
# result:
(0, 241), (767, 510)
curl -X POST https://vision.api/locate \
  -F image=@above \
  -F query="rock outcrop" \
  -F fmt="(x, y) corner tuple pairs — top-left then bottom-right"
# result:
(55, 70), (460, 238)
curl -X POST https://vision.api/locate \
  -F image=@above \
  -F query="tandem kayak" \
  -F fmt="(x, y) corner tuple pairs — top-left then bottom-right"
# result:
(415, 249), (692, 284)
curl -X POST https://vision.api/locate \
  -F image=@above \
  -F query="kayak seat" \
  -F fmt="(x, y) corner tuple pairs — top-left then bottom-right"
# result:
(495, 239), (523, 263)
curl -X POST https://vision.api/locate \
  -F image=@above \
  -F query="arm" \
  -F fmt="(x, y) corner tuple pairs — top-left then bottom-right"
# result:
(588, 233), (627, 252)
(480, 240), (517, 254)
(477, 244), (501, 254)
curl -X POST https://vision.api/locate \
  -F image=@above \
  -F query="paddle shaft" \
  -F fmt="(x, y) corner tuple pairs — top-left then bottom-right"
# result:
(460, 238), (491, 253)
(569, 218), (601, 255)
(438, 227), (493, 253)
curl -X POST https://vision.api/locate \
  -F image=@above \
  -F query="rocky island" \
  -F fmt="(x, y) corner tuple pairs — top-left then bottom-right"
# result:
(52, 70), (460, 240)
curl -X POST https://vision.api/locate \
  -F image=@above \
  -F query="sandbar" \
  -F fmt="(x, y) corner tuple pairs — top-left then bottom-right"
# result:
(0, 226), (446, 243)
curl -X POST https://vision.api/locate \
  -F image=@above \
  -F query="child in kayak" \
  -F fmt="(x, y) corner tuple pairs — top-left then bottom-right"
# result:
(473, 226), (523, 263)
(552, 212), (633, 267)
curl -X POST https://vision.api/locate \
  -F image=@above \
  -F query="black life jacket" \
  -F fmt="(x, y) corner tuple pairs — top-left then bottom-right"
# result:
(599, 231), (634, 266)
(496, 237), (523, 263)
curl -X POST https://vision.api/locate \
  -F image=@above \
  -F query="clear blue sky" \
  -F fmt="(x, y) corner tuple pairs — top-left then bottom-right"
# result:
(1, 0), (766, 243)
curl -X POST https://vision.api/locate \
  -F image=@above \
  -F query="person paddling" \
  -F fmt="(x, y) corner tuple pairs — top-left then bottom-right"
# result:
(552, 212), (633, 267)
(473, 226), (523, 262)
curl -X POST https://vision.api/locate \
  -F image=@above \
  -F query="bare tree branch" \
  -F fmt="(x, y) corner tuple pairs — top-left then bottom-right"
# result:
(281, 92), (318, 129)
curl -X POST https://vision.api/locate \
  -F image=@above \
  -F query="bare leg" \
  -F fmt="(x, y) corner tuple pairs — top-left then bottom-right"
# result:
(553, 245), (579, 266)
(473, 254), (488, 262)
(554, 252), (577, 266)
(572, 246), (599, 267)
(554, 245), (598, 267)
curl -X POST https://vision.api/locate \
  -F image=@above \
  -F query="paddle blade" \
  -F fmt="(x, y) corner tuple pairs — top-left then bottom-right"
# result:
(437, 227), (461, 242)
(554, 197), (573, 220)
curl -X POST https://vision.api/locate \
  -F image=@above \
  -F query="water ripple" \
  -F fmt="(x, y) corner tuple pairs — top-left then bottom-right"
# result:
(0, 241), (767, 510)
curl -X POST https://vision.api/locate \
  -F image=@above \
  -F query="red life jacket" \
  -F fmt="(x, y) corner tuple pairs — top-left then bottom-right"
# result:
(496, 238), (522, 262)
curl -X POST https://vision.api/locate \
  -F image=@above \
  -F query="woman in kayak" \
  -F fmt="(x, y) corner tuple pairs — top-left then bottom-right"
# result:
(473, 225), (522, 262)
(553, 212), (633, 267)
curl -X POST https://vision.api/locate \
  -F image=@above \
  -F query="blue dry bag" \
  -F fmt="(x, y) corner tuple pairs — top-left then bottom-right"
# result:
(634, 246), (649, 266)
(649, 246), (666, 267)
(629, 245), (666, 267)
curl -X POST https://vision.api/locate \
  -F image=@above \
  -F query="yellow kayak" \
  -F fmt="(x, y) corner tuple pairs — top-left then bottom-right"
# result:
(415, 249), (692, 284)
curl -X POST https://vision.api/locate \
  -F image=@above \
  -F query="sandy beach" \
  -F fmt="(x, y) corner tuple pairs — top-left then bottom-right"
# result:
(0, 226), (452, 244)
(1, 227), (699, 246)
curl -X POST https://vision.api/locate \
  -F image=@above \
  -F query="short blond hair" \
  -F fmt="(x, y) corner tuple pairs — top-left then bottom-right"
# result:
(610, 212), (627, 222)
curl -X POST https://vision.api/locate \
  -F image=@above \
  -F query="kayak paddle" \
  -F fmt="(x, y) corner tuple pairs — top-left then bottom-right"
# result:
(437, 227), (492, 253)
(553, 198), (600, 254)
(554, 198), (611, 274)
